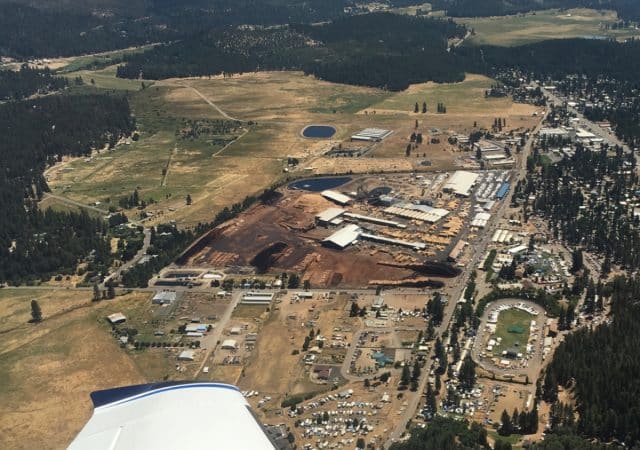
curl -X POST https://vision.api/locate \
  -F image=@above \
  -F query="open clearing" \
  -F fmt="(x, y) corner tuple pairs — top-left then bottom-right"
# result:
(457, 8), (640, 47)
(0, 289), (148, 449)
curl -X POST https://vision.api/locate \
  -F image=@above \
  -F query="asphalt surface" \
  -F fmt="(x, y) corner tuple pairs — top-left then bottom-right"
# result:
(384, 111), (545, 448)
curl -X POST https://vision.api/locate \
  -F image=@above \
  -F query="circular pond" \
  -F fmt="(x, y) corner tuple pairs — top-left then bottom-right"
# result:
(302, 125), (336, 139)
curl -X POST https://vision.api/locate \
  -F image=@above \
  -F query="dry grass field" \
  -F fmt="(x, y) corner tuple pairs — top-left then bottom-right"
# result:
(458, 8), (640, 47)
(48, 69), (536, 228)
(0, 289), (149, 449)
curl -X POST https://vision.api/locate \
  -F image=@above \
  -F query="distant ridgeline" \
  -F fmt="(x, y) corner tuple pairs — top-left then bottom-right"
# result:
(116, 13), (467, 90)
(430, 0), (640, 21)
(0, 93), (135, 284)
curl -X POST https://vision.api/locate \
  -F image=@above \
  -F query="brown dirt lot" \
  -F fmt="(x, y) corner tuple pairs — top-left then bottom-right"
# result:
(238, 294), (353, 401)
(184, 191), (415, 286)
(0, 290), (148, 449)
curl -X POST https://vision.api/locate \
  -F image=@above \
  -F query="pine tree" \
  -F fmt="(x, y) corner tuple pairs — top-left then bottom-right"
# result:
(30, 299), (42, 323)
(499, 409), (513, 436)
(400, 364), (410, 386)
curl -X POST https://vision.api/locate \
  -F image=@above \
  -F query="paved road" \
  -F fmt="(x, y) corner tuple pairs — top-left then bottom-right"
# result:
(194, 290), (244, 376)
(42, 192), (110, 216)
(541, 86), (632, 159)
(102, 227), (152, 288)
(384, 113), (546, 448)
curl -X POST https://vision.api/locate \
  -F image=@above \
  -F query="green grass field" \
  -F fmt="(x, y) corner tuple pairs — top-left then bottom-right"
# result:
(64, 65), (150, 91)
(492, 308), (533, 357)
(372, 74), (516, 115)
(458, 8), (640, 47)
(59, 45), (156, 73)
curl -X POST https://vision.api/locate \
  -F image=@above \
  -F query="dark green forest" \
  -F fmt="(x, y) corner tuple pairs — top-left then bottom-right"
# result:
(0, 93), (135, 284)
(542, 276), (640, 445)
(116, 13), (467, 90)
(0, 0), (354, 58)
(0, 65), (68, 100)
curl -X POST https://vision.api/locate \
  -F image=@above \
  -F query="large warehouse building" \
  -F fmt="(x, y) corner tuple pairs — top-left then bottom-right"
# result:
(68, 382), (278, 449)
(443, 171), (480, 197)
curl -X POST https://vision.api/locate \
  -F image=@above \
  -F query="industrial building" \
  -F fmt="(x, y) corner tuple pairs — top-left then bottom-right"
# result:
(471, 212), (491, 228)
(152, 291), (177, 305)
(322, 224), (361, 249)
(359, 232), (426, 250)
(321, 190), (352, 205)
(495, 182), (510, 200)
(350, 128), (393, 142)
(241, 292), (274, 305)
(448, 240), (468, 262)
(68, 382), (277, 450)
(315, 207), (345, 225)
(383, 203), (449, 223)
(443, 171), (480, 197)
(343, 212), (406, 228)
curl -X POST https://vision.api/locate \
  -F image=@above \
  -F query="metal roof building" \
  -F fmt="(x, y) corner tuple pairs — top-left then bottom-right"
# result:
(68, 382), (276, 450)
(383, 203), (449, 223)
(152, 291), (177, 305)
(322, 224), (361, 249)
(350, 128), (393, 142)
(443, 171), (480, 197)
(315, 207), (345, 224)
(241, 292), (274, 305)
(321, 190), (352, 205)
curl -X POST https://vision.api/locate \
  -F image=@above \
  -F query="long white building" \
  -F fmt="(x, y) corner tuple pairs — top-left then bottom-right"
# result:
(68, 382), (277, 449)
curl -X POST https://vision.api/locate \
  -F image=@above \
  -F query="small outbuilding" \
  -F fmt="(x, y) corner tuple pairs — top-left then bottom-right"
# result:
(178, 350), (195, 361)
(221, 339), (238, 350)
(107, 313), (126, 325)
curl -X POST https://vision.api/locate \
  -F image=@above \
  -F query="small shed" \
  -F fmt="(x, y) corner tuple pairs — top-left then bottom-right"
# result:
(107, 313), (126, 325)
(221, 339), (238, 350)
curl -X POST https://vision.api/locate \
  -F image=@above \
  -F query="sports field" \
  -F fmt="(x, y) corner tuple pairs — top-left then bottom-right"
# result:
(458, 8), (640, 47)
(492, 308), (533, 356)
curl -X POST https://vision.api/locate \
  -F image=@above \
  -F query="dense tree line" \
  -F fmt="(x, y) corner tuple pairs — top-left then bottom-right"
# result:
(542, 276), (640, 445)
(0, 0), (354, 59)
(550, 76), (640, 148)
(0, 93), (135, 284)
(458, 39), (640, 84)
(121, 225), (194, 287)
(116, 13), (467, 90)
(0, 65), (68, 101)
(390, 416), (489, 450)
(525, 139), (640, 270)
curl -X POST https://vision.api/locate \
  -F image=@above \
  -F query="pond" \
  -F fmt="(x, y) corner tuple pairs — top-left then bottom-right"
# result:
(288, 176), (352, 192)
(302, 125), (336, 138)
